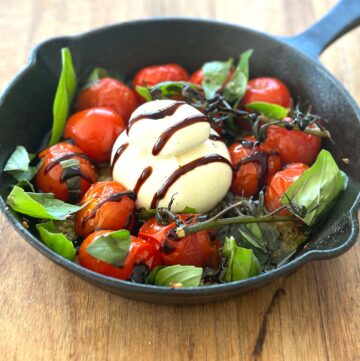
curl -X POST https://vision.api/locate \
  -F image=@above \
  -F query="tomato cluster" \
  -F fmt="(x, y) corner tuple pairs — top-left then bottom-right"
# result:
(34, 61), (322, 282)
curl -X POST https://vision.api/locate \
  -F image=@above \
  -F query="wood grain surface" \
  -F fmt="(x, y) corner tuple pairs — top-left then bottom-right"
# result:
(0, 1), (359, 360)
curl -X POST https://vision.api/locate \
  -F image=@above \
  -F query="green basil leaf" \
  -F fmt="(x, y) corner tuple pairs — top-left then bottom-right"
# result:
(15, 179), (35, 192)
(136, 85), (152, 101)
(82, 67), (110, 89)
(147, 265), (203, 287)
(146, 266), (166, 284)
(222, 236), (261, 282)
(245, 101), (288, 119)
(4, 146), (30, 172)
(86, 230), (131, 267)
(180, 206), (198, 214)
(3, 146), (42, 181)
(223, 49), (253, 103)
(49, 47), (77, 146)
(202, 58), (233, 99)
(36, 221), (76, 260)
(280, 149), (347, 226)
(6, 186), (82, 220)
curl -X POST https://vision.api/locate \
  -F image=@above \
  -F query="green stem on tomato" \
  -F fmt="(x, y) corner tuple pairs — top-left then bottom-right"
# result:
(175, 214), (295, 238)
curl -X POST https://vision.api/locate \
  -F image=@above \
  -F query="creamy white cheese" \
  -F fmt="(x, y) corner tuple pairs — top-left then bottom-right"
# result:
(111, 100), (232, 213)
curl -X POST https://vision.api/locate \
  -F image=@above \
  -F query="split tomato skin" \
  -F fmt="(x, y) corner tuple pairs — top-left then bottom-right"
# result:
(242, 77), (292, 108)
(64, 107), (125, 163)
(229, 137), (282, 197)
(263, 118), (322, 165)
(133, 64), (189, 102)
(75, 181), (135, 238)
(75, 78), (138, 122)
(79, 230), (161, 280)
(265, 163), (309, 215)
(138, 214), (221, 269)
(35, 142), (97, 202)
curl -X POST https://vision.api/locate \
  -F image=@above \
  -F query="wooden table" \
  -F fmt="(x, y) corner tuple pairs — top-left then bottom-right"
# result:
(0, 0), (359, 360)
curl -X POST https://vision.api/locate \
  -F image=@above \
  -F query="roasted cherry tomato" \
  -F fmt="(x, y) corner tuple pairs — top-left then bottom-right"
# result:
(133, 64), (189, 102)
(138, 214), (221, 269)
(64, 107), (125, 163)
(79, 230), (161, 281)
(189, 68), (234, 86)
(35, 142), (97, 202)
(75, 181), (135, 238)
(263, 117), (321, 165)
(242, 77), (292, 108)
(75, 78), (138, 122)
(265, 163), (309, 215)
(229, 137), (281, 197)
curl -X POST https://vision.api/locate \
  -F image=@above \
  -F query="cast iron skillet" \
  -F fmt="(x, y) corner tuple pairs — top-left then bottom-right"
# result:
(0, 0), (359, 304)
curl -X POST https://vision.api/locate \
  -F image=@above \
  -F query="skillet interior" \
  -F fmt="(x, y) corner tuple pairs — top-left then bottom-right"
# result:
(0, 19), (359, 304)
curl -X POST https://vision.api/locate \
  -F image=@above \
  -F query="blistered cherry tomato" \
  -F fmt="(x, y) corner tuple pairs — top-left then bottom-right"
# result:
(242, 77), (292, 108)
(133, 64), (189, 102)
(75, 181), (135, 238)
(190, 68), (234, 86)
(229, 137), (281, 197)
(139, 214), (221, 269)
(64, 107), (125, 163)
(79, 230), (161, 280)
(75, 78), (138, 122)
(263, 117), (321, 165)
(35, 142), (97, 202)
(265, 163), (309, 215)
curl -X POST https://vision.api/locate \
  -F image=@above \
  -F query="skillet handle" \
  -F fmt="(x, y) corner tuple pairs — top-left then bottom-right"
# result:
(283, 0), (360, 59)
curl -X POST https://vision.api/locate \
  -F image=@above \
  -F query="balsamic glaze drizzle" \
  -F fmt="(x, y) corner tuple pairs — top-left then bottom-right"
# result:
(133, 166), (153, 194)
(127, 101), (185, 133)
(150, 154), (232, 209)
(152, 115), (209, 155)
(82, 191), (136, 228)
(111, 143), (129, 169)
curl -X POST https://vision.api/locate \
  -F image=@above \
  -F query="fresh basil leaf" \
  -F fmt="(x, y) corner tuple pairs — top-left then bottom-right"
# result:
(281, 150), (347, 226)
(245, 101), (288, 119)
(180, 206), (198, 214)
(136, 85), (152, 101)
(146, 266), (166, 284)
(4, 146), (30, 172)
(15, 179), (35, 192)
(86, 230), (131, 267)
(222, 236), (261, 282)
(202, 58), (233, 99)
(82, 67), (110, 89)
(36, 221), (76, 260)
(147, 265), (203, 287)
(3, 146), (42, 181)
(223, 49), (253, 103)
(6, 186), (82, 220)
(49, 47), (77, 146)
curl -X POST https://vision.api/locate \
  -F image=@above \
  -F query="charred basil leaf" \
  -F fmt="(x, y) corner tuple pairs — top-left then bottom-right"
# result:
(202, 58), (233, 99)
(222, 236), (261, 282)
(281, 149), (347, 226)
(147, 265), (203, 287)
(36, 221), (76, 260)
(245, 101), (288, 119)
(4, 146), (42, 181)
(223, 49), (253, 104)
(49, 47), (77, 146)
(86, 230), (131, 267)
(6, 186), (83, 220)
